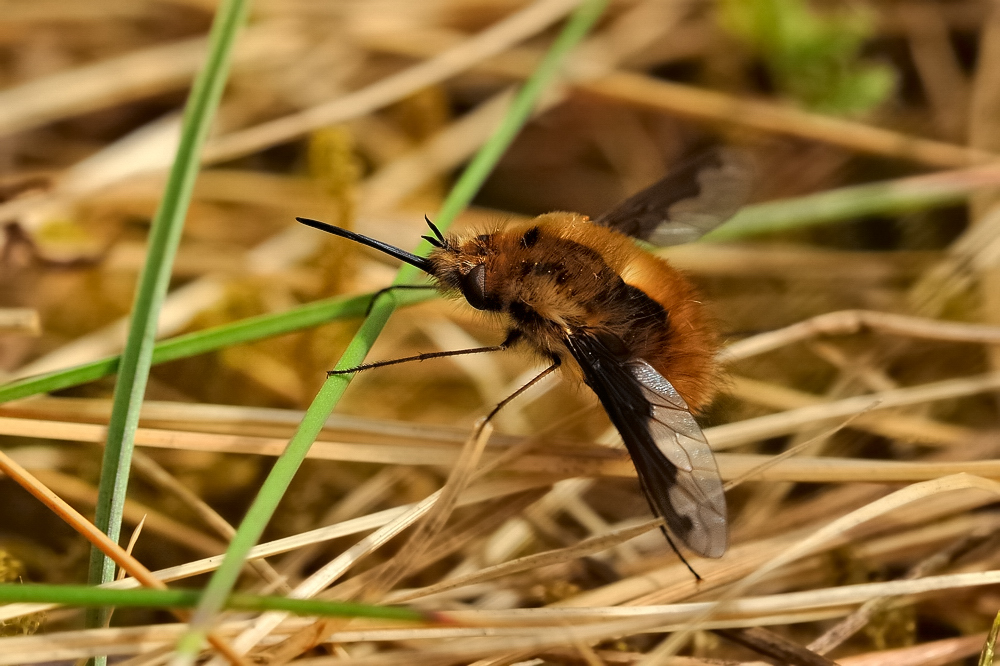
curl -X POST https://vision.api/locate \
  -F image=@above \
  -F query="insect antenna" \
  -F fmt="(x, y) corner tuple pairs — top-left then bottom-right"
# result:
(296, 217), (433, 274)
(421, 215), (447, 248)
(425, 215), (446, 244)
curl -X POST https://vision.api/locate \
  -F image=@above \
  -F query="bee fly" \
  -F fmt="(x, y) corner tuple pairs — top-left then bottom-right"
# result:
(299, 148), (752, 571)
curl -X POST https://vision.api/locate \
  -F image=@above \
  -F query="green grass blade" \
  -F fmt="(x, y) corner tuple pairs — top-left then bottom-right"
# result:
(0, 584), (428, 622)
(980, 609), (1000, 666)
(3, 163), (999, 407)
(170, 1), (609, 662)
(85, 0), (251, 638)
(0, 289), (436, 404)
(705, 164), (1000, 241)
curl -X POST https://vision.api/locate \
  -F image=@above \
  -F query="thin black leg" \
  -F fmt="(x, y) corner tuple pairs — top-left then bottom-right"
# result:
(480, 358), (560, 426)
(327, 330), (522, 376)
(635, 473), (702, 581)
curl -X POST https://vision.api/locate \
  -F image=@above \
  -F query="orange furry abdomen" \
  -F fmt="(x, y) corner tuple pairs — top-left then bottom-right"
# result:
(547, 215), (719, 412)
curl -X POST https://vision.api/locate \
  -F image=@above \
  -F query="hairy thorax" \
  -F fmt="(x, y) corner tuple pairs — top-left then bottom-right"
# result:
(428, 213), (718, 411)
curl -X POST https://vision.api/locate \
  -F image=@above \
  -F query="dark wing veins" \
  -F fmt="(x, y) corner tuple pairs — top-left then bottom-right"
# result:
(594, 147), (754, 246)
(564, 333), (728, 558)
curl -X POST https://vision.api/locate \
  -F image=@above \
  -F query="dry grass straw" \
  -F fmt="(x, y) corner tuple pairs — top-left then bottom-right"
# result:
(0, 451), (247, 664)
(361, 19), (1000, 168)
(5, 0), (1000, 664)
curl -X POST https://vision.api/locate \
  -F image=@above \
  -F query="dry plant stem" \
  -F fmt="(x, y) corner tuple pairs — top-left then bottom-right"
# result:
(0, 476), (549, 626)
(4, 0), (580, 380)
(119, 516), (147, 581)
(0, 24), (296, 139)
(632, 491), (1000, 609)
(116, 646), (177, 666)
(30, 469), (227, 556)
(387, 518), (662, 604)
(715, 627), (836, 666)
(129, 452), (289, 591)
(722, 409), (873, 493)
(205, 434), (512, 662)
(14, 414), (1000, 485)
(0, 450), (248, 666)
(11, 277), (228, 379)
(808, 530), (995, 655)
(264, 492), (550, 663)
(808, 341), (899, 394)
(0, 0), (579, 226)
(543, 649), (712, 665)
(900, 0), (970, 140)
(730, 366), (889, 538)
(707, 370), (1000, 451)
(276, 467), (408, 581)
(968, 4), (1000, 377)
(208, 489), (444, 662)
(908, 202), (1000, 317)
(231, 383), (552, 659)
(970, 4), (1000, 219)
(363, 422), (495, 600)
(0, 308), (40, 335)
(837, 632), (988, 666)
(5, 519), (998, 662)
(717, 309), (1000, 364)
(729, 483), (888, 550)
(364, 25), (997, 168)
(329, 491), (549, 604)
(648, 475), (1000, 663)
(106, 516), (148, 627)
(561, 530), (808, 609)
(207, 0), (684, 169)
(201, 0), (582, 163)
(730, 369), (861, 536)
(357, 88), (517, 215)
(0, 416), (461, 466)
(219, 369), (561, 662)
(7, 566), (1000, 664)
(7, 71), (523, 382)
(585, 72), (997, 168)
(0, 397), (466, 442)
(725, 375), (969, 447)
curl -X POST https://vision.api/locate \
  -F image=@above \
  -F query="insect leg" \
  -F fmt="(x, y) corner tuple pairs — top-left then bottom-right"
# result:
(327, 330), (523, 376)
(635, 471), (703, 581)
(482, 356), (561, 424)
(365, 284), (437, 316)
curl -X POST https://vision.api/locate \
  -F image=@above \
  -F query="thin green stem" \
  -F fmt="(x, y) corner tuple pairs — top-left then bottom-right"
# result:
(705, 164), (1000, 241)
(3, 164), (999, 407)
(0, 584), (428, 622)
(170, 1), (609, 662)
(85, 0), (251, 645)
(0, 290), (433, 404)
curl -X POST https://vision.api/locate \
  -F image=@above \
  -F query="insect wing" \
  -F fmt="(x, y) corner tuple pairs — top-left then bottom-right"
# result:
(626, 359), (728, 558)
(594, 147), (753, 246)
(565, 334), (728, 558)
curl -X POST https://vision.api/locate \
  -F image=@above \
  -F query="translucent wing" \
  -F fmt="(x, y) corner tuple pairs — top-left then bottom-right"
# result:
(594, 147), (754, 247)
(626, 359), (728, 557)
(565, 334), (728, 558)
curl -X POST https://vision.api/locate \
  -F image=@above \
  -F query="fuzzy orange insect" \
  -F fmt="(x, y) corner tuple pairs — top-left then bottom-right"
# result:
(299, 148), (752, 566)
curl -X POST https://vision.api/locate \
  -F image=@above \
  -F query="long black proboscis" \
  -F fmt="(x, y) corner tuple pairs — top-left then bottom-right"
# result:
(296, 217), (434, 274)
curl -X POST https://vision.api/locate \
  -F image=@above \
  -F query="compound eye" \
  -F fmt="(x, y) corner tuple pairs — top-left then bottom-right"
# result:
(461, 263), (491, 310)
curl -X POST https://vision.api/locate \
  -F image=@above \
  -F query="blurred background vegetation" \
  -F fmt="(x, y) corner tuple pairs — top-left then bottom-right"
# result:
(2, 0), (1000, 663)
